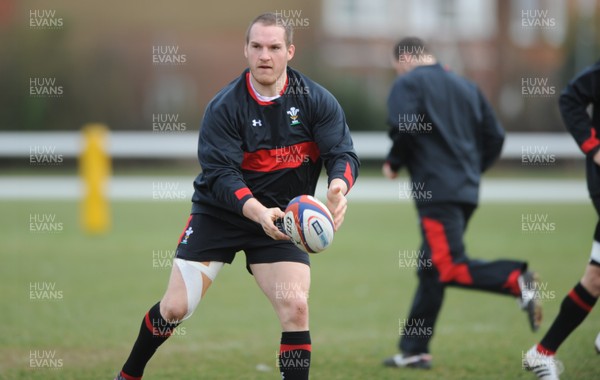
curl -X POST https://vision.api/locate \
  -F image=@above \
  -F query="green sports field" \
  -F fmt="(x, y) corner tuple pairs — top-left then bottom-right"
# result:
(2, 200), (598, 379)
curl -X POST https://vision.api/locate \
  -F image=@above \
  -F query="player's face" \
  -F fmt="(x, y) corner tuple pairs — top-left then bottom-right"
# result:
(245, 23), (294, 91)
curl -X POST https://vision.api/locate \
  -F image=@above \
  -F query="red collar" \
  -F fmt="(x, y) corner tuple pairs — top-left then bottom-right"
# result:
(245, 72), (288, 105)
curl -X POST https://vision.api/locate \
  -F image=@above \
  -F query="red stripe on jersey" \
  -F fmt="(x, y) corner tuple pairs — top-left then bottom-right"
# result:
(177, 215), (193, 244)
(280, 344), (312, 353)
(241, 142), (320, 172)
(245, 72), (288, 106)
(343, 162), (354, 190)
(234, 187), (253, 200)
(581, 128), (600, 154)
(422, 217), (473, 285)
(568, 288), (593, 312)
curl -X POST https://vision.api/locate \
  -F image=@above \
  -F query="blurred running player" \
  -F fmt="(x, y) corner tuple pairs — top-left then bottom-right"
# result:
(524, 59), (600, 380)
(114, 12), (359, 380)
(381, 37), (541, 370)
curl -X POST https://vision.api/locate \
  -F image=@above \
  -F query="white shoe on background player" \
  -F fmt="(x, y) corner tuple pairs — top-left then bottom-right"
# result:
(382, 352), (432, 369)
(523, 345), (563, 380)
(595, 332), (600, 354)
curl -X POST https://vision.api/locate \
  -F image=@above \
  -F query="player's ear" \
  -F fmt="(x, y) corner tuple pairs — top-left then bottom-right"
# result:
(392, 57), (405, 75)
(287, 44), (295, 62)
(244, 44), (249, 59)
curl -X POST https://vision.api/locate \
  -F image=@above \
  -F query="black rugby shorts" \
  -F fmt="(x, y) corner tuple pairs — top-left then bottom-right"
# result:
(175, 212), (310, 274)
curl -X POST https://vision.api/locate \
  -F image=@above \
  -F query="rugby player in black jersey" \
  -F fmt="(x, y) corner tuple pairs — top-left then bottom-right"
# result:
(114, 12), (359, 380)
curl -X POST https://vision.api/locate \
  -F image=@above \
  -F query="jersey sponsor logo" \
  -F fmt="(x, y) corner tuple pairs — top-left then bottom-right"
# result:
(287, 107), (301, 126)
(241, 141), (319, 172)
(252, 119), (262, 127)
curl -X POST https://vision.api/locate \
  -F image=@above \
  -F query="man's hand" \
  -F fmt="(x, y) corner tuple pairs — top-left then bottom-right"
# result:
(327, 178), (348, 231)
(594, 150), (600, 166)
(382, 162), (398, 179)
(242, 198), (289, 240)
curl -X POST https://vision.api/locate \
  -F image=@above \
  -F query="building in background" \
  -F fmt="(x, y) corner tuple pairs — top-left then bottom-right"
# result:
(319, 0), (598, 132)
(0, 0), (598, 133)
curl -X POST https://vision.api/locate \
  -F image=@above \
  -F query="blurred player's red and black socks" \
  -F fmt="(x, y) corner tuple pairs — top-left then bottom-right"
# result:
(279, 331), (311, 380)
(538, 282), (597, 355)
(120, 302), (180, 379)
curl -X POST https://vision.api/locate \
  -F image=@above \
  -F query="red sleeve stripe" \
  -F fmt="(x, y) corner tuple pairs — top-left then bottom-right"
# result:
(581, 128), (600, 154)
(234, 187), (253, 200)
(343, 162), (354, 190)
(280, 344), (312, 353)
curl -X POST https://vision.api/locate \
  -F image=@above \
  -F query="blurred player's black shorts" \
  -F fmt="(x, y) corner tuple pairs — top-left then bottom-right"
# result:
(175, 212), (310, 274)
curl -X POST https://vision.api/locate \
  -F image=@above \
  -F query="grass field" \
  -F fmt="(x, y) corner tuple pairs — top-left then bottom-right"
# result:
(2, 199), (599, 379)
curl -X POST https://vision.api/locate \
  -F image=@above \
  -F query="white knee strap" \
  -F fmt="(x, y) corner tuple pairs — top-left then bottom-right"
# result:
(591, 241), (600, 264)
(174, 258), (223, 320)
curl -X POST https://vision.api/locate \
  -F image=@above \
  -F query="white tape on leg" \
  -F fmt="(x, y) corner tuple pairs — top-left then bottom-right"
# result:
(590, 241), (600, 264)
(174, 258), (223, 320)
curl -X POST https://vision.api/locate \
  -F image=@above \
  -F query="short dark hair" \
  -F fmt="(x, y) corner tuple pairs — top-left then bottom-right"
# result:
(393, 37), (430, 61)
(245, 13), (294, 47)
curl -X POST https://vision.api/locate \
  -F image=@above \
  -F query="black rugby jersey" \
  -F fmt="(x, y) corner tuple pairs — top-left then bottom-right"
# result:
(191, 67), (359, 221)
(385, 63), (504, 206)
(559, 60), (600, 196)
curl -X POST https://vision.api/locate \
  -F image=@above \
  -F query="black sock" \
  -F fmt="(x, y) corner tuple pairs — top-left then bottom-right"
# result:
(120, 302), (180, 378)
(539, 282), (597, 354)
(278, 331), (311, 380)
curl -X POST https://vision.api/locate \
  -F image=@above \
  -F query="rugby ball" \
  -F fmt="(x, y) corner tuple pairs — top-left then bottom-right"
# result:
(283, 195), (335, 253)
